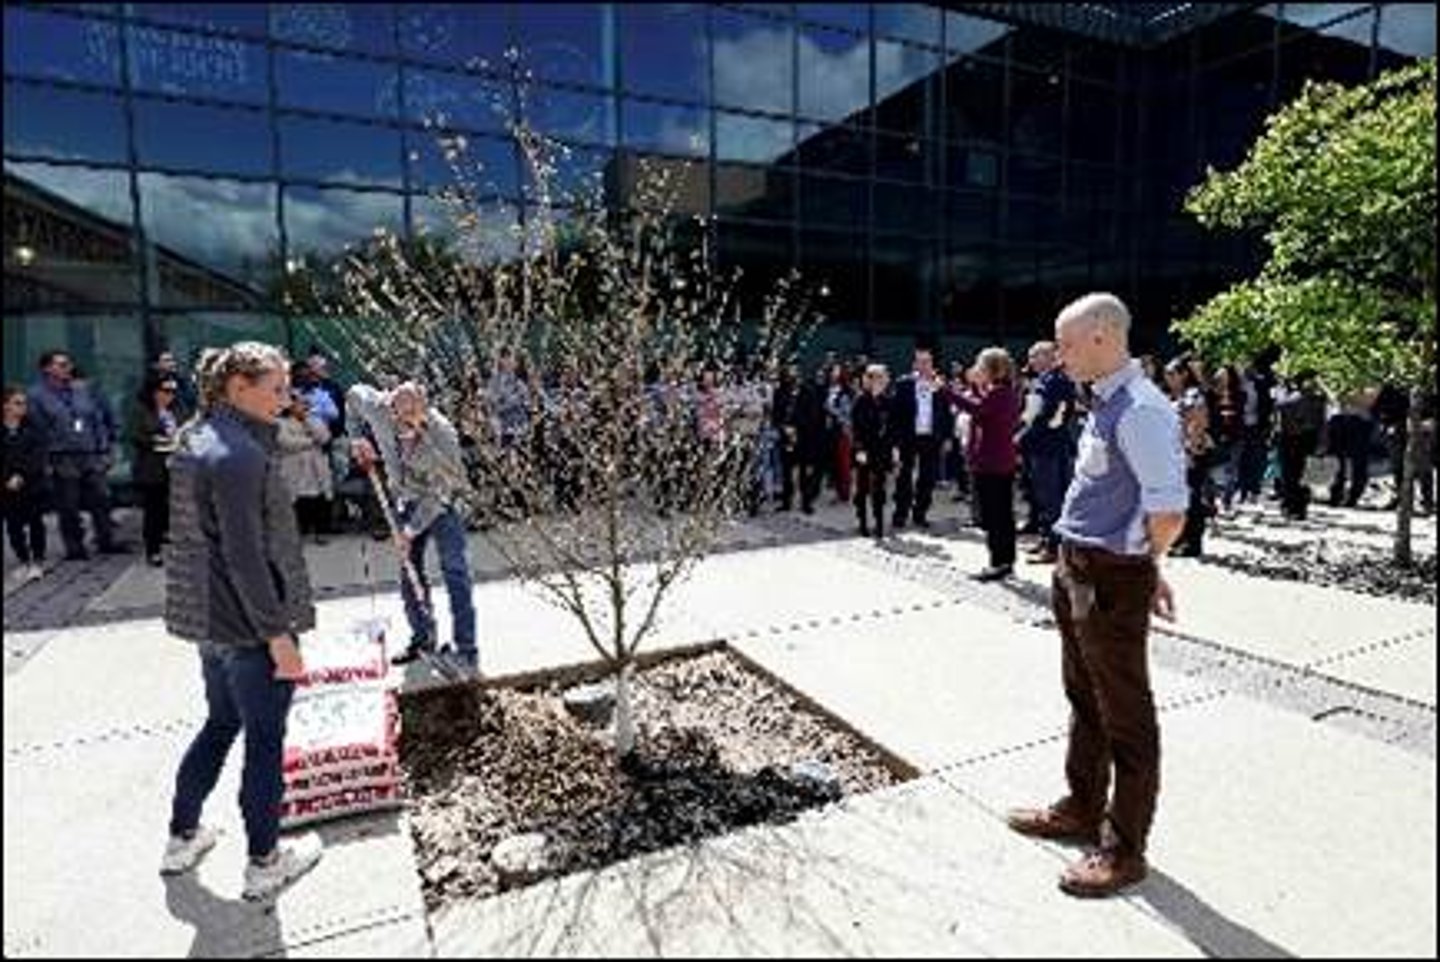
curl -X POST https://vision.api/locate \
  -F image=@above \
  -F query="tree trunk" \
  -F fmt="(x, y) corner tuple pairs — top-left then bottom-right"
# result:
(614, 660), (636, 757)
(1392, 388), (1424, 567)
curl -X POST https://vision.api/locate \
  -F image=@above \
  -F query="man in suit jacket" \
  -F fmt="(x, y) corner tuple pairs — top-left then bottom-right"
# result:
(891, 346), (954, 529)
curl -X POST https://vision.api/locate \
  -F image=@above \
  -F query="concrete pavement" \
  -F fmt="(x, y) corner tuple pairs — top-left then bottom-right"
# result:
(3, 495), (1435, 957)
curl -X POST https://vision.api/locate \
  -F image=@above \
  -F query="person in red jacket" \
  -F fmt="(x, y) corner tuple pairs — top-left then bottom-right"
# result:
(949, 348), (1022, 581)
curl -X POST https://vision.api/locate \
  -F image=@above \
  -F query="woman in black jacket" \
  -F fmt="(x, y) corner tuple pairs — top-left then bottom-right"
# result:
(3, 384), (49, 578)
(850, 364), (895, 539)
(128, 371), (181, 565)
(161, 342), (323, 902)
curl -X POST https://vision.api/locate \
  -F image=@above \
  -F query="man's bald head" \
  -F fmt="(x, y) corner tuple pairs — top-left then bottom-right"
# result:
(1054, 292), (1132, 383)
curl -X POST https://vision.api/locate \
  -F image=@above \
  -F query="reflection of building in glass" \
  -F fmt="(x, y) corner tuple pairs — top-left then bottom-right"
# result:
(4, 171), (259, 311)
(4, 1), (1434, 396)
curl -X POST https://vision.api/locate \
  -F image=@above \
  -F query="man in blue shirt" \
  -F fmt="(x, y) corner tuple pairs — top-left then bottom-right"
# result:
(1017, 341), (1078, 564)
(27, 350), (128, 560)
(1006, 293), (1187, 898)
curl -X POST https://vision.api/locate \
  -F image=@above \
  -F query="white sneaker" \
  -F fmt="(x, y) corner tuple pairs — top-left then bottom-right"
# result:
(242, 833), (323, 901)
(160, 825), (221, 875)
(26, 563), (45, 581)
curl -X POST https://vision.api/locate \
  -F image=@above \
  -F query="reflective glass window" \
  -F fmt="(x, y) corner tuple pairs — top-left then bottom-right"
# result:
(875, 41), (940, 131)
(946, 145), (999, 189)
(276, 49), (399, 119)
(716, 220), (794, 322)
(547, 143), (613, 205)
(796, 123), (871, 177)
(944, 58), (1004, 145)
(270, 4), (395, 56)
(874, 182), (939, 234)
(135, 100), (271, 177)
(713, 9), (794, 114)
(620, 4), (708, 103)
(404, 68), (510, 133)
(4, 8), (121, 86)
(623, 100), (709, 158)
(717, 112), (794, 164)
(1006, 154), (1061, 198)
(875, 132), (935, 184)
(125, 4), (268, 37)
(1069, 82), (1119, 163)
(410, 194), (521, 263)
(1378, 3), (1436, 57)
(944, 191), (997, 242)
(611, 155), (710, 215)
(407, 130), (519, 196)
(798, 5), (869, 33)
(799, 25), (871, 123)
(1005, 197), (1049, 242)
(873, 235), (933, 326)
(5, 82), (127, 164)
(139, 172), (276, 307)
(716, 163), (794, 221)
(799, 174), (868, 229)
(127, 25), (267, 105)
(1009, 68), (1064, 155)
(515, 4), (608, 87)
(875, 4), (940, 45)
(283, 185), (404, 261)
(525, 85), (614, 145)
(944, 12), (1011, 57)
(1007, 27), (1067, 73)
(799, 229), (868, 326)
(4, 161), (137, 307)
(1069, 40), (1121, 84)
(280, 117), (403, 189)
(398, 5), (511, 72)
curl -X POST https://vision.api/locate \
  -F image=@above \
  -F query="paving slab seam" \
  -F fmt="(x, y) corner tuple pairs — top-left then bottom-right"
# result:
(4, 717), (196, 759)
(933, 688), (1233, 775)
(758, 514), (1439, 756)
(1303, 624), (1439, 677)
(250, 904), (423, 958)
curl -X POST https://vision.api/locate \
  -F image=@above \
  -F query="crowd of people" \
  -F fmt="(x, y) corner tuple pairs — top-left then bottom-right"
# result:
(4, 336), (1436, 588)
(3, 288), (1433, 904)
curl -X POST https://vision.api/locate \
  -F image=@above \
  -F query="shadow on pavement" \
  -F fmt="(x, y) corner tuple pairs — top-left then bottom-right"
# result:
(163, 873), (285, 959)
(1137, 868), (1297, 959)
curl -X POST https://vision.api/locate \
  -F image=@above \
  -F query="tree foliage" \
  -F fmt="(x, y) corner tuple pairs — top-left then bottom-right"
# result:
(1176, 58), (1435, 394)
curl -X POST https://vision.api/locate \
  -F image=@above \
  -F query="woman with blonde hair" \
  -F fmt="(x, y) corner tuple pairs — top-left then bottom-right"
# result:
(949, 347), (1023, 580)
(160, 341), (323, 901)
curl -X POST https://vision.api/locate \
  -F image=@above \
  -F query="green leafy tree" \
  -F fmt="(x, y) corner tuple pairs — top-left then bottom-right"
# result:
(1175, 58), (1436, 564)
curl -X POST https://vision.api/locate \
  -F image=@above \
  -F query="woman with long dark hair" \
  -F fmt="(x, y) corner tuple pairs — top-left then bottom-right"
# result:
(127, 371), (181, 565)
(1164, 357), (1214, 557)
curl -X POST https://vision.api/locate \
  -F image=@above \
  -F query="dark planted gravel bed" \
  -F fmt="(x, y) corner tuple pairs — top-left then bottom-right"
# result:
(398, 649), (903, 910)
(1202, 539), (1436, 606)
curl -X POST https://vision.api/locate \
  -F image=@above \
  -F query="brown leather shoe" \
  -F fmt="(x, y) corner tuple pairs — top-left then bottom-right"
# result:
(1058, 848), (1148, 898)
(1005, 804), (1100, 844)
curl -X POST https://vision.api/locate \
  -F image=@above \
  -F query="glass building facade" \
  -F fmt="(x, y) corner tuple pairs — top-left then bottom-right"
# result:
(5, 3), (1436, 431)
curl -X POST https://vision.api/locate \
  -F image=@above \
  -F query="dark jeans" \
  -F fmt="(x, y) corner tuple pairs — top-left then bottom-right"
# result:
(1328, 415), (1372, 506)
(292, 495), (330, 536)
(1278, 432), (1317, 518)
(137, 480), (170, 557)
(1027, 447), (1073, 549)
(974, 472), (1017, 568)
(170, 642), (295, 859)
(1236, 428), (1269, 501)
(853, 461), (889, 531)
(1053, 544), (1160, 856)
(52, 458), (115, 554)
(3, 487), (47, 564)
(894, 435), (940, 524)
(1178, 462), (1210, 553)
(399, 505), (477, 660)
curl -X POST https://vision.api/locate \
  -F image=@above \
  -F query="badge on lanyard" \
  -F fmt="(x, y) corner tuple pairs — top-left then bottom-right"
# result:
(73, 416), (86, 434)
